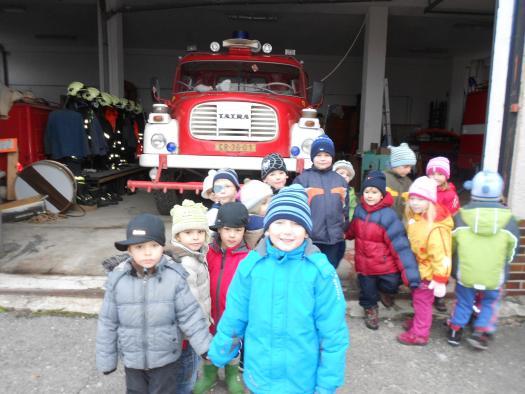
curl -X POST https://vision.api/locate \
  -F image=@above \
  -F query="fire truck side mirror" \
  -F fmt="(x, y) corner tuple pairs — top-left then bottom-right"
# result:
(310, 81), (324, 107)
(151, 77), (161, 103)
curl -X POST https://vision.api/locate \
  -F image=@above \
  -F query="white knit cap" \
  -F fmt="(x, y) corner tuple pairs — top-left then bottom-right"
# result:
(333, 160), (356, 181)
(202, 169), (217, 200)
(170, 199), (209, 238)
(240, 180), (273, 212)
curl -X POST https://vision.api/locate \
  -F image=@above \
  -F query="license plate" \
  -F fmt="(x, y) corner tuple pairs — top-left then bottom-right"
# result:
(215, 142), (256, 152)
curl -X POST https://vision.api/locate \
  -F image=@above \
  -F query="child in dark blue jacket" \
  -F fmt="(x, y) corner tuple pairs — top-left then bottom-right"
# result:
(293, 135), (348, 268)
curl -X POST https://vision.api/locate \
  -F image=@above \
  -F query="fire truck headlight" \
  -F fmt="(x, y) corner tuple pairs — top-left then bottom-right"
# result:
(301, 138), (313, 154)
(151, 133), (167, 149)
(262, 43), (272, 54)
(166, 142), (177, 153)
(290, 146), (300, 157)
(149, 168), (158, 180)
(210, 41), (221, 52)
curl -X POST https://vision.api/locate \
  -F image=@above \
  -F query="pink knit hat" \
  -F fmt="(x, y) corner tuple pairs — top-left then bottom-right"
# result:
(409, 176), (438, 203)
(426, 156), (450, 179)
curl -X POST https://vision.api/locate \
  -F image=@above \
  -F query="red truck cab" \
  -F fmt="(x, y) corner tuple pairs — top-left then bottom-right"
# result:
(129, 34), (325, 214)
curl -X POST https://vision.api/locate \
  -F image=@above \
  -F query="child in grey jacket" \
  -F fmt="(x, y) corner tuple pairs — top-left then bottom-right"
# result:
(96, 213), (212, 394)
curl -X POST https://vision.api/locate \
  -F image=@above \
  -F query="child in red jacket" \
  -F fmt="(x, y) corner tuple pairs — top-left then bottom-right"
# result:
(426, 156), (460, 312)
(346, 171), (420, 330)
(194, 202), (249, 394)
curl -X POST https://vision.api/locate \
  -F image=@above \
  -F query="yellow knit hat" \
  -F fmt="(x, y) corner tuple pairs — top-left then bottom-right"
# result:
(170, 199), (209, 239)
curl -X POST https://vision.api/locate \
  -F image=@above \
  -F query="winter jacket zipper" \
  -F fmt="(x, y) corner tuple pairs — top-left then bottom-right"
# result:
(142, 274), (149, 369)
(215, 250), (227, 324)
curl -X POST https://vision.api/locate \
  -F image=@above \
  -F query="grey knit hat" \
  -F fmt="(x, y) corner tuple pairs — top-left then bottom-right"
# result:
(261, 153), (287, 180)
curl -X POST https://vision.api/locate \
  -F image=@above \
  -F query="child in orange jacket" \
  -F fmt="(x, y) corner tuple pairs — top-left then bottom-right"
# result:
(398, 176), (453, 346)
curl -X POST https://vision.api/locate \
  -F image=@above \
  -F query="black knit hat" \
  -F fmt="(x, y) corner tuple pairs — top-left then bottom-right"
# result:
(361, 170), (386, 196)
(212, 202), (249, 230)
(261, 153), (287, 180)
(115, 213), (166, 251)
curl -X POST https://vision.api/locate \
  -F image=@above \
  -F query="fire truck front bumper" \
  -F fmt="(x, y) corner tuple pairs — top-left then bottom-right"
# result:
(139, 153), (312, 173)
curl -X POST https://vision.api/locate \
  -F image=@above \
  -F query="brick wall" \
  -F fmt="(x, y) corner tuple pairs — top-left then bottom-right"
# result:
(507, 220), (525, 295)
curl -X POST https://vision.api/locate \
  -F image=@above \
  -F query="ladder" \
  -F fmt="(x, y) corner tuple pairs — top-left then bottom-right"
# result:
(382, 78), (392, 146)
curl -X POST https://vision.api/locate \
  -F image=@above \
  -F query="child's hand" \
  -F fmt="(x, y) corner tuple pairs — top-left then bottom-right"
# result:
(428, 280), (446, 298)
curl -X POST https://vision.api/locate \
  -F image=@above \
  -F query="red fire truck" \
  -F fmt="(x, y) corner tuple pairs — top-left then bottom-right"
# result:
(128, 34), (325, 214)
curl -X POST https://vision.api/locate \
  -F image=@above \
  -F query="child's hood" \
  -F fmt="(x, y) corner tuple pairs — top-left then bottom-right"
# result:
(459, 204), (513, 235)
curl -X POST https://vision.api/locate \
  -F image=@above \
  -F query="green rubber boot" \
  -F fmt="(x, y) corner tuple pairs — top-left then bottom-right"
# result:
(192, 363), (218, 394)
(225, 363), (245, 394)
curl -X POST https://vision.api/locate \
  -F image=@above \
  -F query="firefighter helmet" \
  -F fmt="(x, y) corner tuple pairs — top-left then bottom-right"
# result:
(97, 91), (113, 107)
(82, 87), (101, 101)
(67, 81), (85, 96)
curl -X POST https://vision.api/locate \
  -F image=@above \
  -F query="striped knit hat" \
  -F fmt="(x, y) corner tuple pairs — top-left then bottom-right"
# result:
(170, 199), (209, 237)
(408, 176), (438, 204)
(389, 143), (416, 168)
(426, 157), (450, 179)
(263, 184), (312, 236)
(213, 168), (240, 190)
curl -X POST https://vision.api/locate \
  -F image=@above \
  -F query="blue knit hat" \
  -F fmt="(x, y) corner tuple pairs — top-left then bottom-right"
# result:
(389, 143), (416, 168)
(310, 135), (335, 160)
(464, 171), (503, 202)
(213, 168), (240, 190)
(362, 170), (386, 196)
(263, 184), (312, 236)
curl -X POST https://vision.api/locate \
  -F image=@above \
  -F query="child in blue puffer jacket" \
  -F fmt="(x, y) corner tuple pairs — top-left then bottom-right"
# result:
(208, 185), (350, 394)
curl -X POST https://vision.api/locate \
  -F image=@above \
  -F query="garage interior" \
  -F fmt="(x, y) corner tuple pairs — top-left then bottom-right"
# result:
(1, 0), (520, 278)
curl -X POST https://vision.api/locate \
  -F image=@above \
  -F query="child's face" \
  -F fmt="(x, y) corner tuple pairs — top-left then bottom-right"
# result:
(336, 168), (351, 184)
(408, 196), (430, 214)
(128, 240), (164, 269)
(313, 152), (333, 170)
(267, 219), (307, 252)
(429, 172), (447, 187)
(363, 187), (383, 206)
(392, 165), (412, 177)
(175, 229), (207, 251)
(264, 170), (288, 190)
(218, 226), (245, 249)
(213, 179), (237, 204)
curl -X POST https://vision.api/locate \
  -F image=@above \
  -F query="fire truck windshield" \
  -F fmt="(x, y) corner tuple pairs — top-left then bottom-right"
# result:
(176, 61), (305, 98)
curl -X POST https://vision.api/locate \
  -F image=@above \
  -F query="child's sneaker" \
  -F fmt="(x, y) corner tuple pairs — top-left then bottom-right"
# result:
(364, 306), (379, 330)
(466, 331), (489, 350)
(447, 327), (463, 346)
(397, 331), (428, 346)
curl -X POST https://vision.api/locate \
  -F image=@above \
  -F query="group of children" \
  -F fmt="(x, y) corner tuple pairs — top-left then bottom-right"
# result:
(96, 135), (519, 393)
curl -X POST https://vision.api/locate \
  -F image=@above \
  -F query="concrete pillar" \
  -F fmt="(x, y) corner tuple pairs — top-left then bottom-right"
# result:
(507, 53), (525, 219)
(359, 6), (388, 152)
(106, 0), (124, 97)
(482, 0), (516, 171)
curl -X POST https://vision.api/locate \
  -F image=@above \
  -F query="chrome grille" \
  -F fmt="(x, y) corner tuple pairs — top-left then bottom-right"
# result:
(190, 102), (278, 141)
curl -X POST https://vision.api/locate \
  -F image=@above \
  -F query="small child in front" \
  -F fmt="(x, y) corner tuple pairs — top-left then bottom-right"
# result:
(208, 185), (349, 394)
(167, 200), (212, 393)
(447, 171), (519, 350)
(399, 176), (453, 346)
(240, 179), (273, 248)
(346, 171), (420, 330)
(96, 213), (212, 393)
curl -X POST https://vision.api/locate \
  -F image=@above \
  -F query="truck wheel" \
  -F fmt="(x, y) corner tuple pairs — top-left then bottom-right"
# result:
(153, 171), (179, 215)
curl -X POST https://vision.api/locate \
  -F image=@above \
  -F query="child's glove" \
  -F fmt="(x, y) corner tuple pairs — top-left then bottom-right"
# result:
(428, 280), (447, 298)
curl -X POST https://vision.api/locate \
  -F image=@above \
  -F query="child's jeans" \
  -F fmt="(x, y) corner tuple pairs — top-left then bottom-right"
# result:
(125, 361), (179, 394)
(450, 283), (502, 333)
(409, 280), (434, 339)
(315, 240), (346, 269)
(358, 273), (401, 309)
(174, 345), (201, 394)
